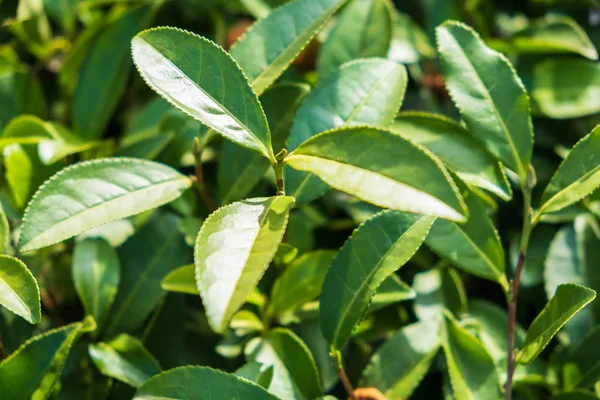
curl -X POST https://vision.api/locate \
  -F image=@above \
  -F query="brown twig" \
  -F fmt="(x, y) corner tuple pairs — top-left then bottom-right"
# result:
(338, 367), (358, 400)
(192, 137), (215, 211)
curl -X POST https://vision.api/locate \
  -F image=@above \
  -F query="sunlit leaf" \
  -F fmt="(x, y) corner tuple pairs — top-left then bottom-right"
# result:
(0, 255), (40, 324)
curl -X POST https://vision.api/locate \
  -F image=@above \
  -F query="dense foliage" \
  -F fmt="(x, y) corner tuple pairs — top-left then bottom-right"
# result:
(0, 0), (599, 399)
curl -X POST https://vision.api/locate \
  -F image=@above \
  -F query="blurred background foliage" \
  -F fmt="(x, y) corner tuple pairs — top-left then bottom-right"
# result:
(0, 0), (599, 399)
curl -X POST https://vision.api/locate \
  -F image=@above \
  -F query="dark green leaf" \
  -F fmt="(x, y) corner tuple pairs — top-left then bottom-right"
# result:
(413, 267), (467, 321)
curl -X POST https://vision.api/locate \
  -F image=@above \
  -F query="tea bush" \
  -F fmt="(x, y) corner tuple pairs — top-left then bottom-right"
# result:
(0, 0), (599, 399)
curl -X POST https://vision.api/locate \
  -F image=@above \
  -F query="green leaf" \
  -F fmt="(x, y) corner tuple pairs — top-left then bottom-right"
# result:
(230, 0), (348, 95)
(565, 326), (600, 389)
(285, 126), (467, 221)
(286, 59), (408, 204)
(387, 11), (435, 64)
(133, 366), (279, 399)
(436, 21), (533, 181)
(18, 158), (192, 252)
(235, 362), (274, 389)
(116, 131), (175, 160)
(531, 58), (600, 119)
(72, 238), (120, 331)
(360, 320), (440, 399)
(0, 203), (9, 253)
(249, 328), (322, 400)
(392, 112), (511, 200)
(317, 0), (393, 77)
(0, 316), (96, 399)
(195, 196), (294, 332)
(89, 334), (161, 388)
(105, 212), (190, 337)
(500, 14), (598, 59)
(161, 264), (197, 295)
(73, 5), (152, 139)
(540, 126), (600, 215)
(270, 250), (336, 318)
(219, 83), (310, 204)
(320, 210), (434, 351)
(132, 27), (275, 163)
(0, 255), (40, 324)
(413, 267), (467, 321)
(440, 313), (503, 400)
(426, 190), (508, 291)
(517, 284), (596, 364)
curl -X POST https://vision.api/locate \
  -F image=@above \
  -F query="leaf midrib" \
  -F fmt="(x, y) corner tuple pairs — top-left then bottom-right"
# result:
(542, 164), (600, 213)
(446, 222), (502, 280)
(0, 272), (32, 321)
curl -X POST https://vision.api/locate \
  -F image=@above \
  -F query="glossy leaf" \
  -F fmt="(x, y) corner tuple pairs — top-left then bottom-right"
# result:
(18, 158), (191, 252)
(219, 83), (309, 204)
(392, 112), (511, 200)
(517, 284), (596, 364)
(360, 320), (440, 399)
(235, 362), (274, 389)
(320, 210), (434, 350)
(0, 255), (40, 324)
(161, 264), (197, 295)
(426, 190), (508, 291)
(286, 59), (408, 203)
(132, 27), (275, 162)
(0, 316), (96, 399)
(436, 21), (533, 181)
(104, 212), (190, 336)
(72, 238), (120, 330)
(230, 0), (348, 95)
(440, 313), (503, 400)
(531, 58), (600, 119)
(317, 0), (393, 77)
(270, 250), (336, 317)
(133, 366), (279, 399)
(195, 196), (294, 332)
(73, 5), (152, 139)
(285, 126), (467, 221)
(249, 328), (322, 400)
(89, 334), (161, 388)
(540, 126), (600, 215)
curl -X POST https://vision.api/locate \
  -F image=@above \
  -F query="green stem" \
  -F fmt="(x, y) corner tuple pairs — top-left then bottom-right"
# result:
(274, 149), (287, 196)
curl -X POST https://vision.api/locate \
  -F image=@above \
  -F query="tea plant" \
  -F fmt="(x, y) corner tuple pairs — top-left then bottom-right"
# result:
(0, 0), (599, 399)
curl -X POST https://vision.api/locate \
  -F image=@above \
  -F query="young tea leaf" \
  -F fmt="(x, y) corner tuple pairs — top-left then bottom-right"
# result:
(161, 264), (197, 295)
(195, 196), (294, 332)
(436, 21), (533, 182)
(286, 59), (408, 204)
(0, 255), (41, 324)
(285, 126), (467, 221)
(132, 27), (275, 163)
(230, 0), (349, 95)
(133, 366), (279, 399)
(18, 158), (191, 252)
(320, 210), (434, 351)
(517, 284), (596, 364)
(540, 126), (600, 215)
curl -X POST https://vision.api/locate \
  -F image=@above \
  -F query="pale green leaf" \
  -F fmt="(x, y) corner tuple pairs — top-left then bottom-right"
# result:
(436, 20), (533, 181)
(531, 58), (600, 119)
(89, 334), (161, 388)
(286, 59), (408, 204)
(392, 112), (511, 200)
(219, 83), (309, 204)
(230, 0), (348, 95)
(517, 284), (596, 364)
(0, 255), (40, 324)
(426, 190), (508, 291)
(440, 313), (503, 400)
(235, 362), (274, 390)
(132, 27), (275, 162)
(320, 210), (434, 350)
(0, 316), (96, 399)
(73, 5), (152, 139)
(105, 212), (190, 337)
(387, 11), (435, 63)
(133, 366), (279, 399)
(195, 196), (294, 332)
(540, 126), (600, 215)
(249, 328), (322, 400)
(72, 238), (120, 331)
(161, 264), (196, 295)
(285, 126), (467, 221)
(317, 0), (393, 77)
(0, 203), (9, 253)
(18, 158), (192, 252)
(270, 250), (335, 318)
(360, 320), (440, 399)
